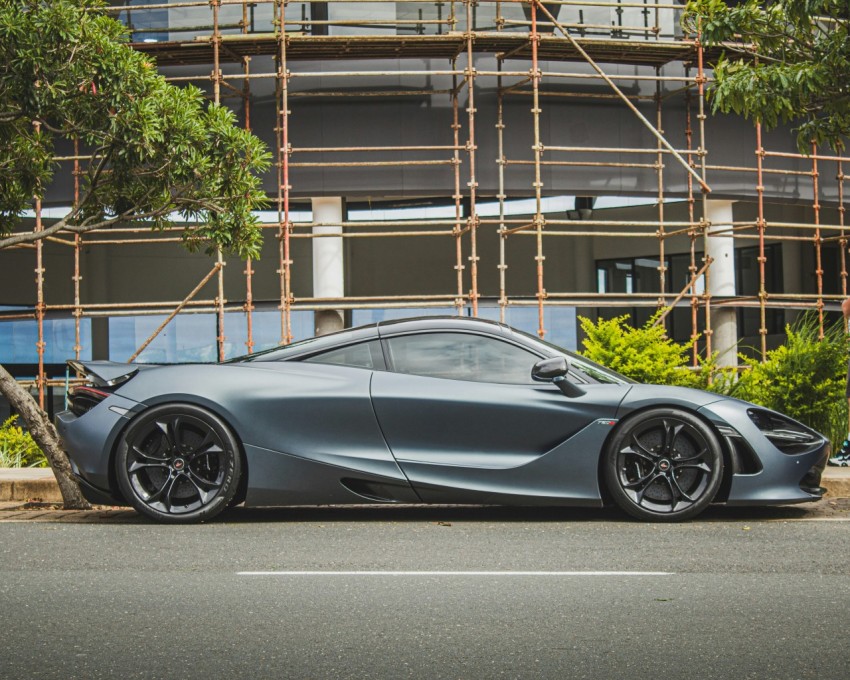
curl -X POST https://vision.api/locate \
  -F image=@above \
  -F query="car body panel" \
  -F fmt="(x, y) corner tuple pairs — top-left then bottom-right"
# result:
(371, 372), (631, 502)
(55, 316), (828, 515)
(398, 418), (621, 505)
(55, 393), (140, 492)
(116, 361), (408, 484)
(698, 399), (827, 505)
(243, 443), (421, 506)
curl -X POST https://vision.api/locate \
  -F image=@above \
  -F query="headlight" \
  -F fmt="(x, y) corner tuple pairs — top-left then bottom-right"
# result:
(746, 408), (822, 454)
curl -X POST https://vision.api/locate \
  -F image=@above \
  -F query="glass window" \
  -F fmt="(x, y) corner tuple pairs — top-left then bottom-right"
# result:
(511, 328), (632, 385)
(0, 316), (92, 364)
(305, 341), (383, 370)
(385, 332), (539, 384)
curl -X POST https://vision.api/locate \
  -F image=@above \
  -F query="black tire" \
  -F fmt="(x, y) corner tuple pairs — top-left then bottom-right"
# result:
(603, 407), (724, 522)
(116, 404), (242, 524)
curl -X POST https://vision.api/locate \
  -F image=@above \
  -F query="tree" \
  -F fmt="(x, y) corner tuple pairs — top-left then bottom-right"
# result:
(0, 0), (271, 508)
(683, 0), (850, 153)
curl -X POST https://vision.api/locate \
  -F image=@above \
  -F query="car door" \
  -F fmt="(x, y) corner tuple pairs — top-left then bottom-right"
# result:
(370, 330), (631, 504)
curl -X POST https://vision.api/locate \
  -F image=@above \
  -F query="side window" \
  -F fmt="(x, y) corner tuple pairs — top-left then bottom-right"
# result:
(384, 332), (538, 384)
(304, 340), (384, 370)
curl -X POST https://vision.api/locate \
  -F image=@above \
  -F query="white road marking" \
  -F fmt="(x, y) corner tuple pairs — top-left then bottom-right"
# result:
(237, 570), (674, 576)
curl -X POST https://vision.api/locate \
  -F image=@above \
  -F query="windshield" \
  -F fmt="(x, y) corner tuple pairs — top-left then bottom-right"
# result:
(512, 328), (634, 385)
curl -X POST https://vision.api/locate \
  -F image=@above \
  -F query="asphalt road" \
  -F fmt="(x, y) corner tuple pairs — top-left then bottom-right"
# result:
(1, 505), (849, 680)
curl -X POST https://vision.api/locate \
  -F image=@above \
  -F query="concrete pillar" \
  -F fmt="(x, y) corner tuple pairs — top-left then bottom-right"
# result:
(311, 197), (345, 336)
(705, 200), (737, 366)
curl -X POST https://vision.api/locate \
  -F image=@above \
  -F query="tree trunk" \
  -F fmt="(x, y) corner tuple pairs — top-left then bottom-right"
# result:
(0, 363), (91, 509)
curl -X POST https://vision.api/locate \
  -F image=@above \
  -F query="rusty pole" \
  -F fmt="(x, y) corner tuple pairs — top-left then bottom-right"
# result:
(275, 0), (293, 344)
(242, 6), (255, 353)
(655, 66), (667, 310)
(684, 65), (699, 366)
(530, 1), (546, 338)
(812, 142), (824, 338)
(465, 0), (480, 316)
(696, 25), (712, 358)
(212, 0), (227, 360)
(73, 137), (82, 361)
(34, 121), (45, 409)
(497, 57), (508, 324)
(452, 56), (465, 316)
(755, 122), (768, 358)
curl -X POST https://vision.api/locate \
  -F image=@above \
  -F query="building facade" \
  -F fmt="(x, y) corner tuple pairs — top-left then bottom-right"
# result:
(2, 0), (847, 417)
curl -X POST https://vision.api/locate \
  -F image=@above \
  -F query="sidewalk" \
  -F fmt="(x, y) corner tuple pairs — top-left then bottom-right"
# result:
(2, 467), (850, 504)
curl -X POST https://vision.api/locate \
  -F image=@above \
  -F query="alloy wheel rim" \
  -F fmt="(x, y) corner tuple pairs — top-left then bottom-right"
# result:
(126, 414), (227, 514)
(616, 417), (713, 514)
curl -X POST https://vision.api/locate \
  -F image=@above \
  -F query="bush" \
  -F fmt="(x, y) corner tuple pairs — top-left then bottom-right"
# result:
(578, 313), (714, 389)
(730, 314), (849, 447)
(0, 415), (47, 468)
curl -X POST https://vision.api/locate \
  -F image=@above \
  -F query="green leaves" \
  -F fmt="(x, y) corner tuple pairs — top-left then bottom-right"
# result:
(0, 415), (46, 468)
(0, 0), (271, 258)
(730, 314), (849, 448)
(578, 313), (715, 388)
(683, 0), (850, 153)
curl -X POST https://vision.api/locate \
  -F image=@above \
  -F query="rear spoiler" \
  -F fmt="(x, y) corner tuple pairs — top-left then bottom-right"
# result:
(67, 360), (146, 388)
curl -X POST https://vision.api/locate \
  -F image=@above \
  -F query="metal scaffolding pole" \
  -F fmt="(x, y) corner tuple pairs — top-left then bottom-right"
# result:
(812, 142), (825, 337)
(34, 121), (45, 409)
(465, 0), (480, 316)
(452, 56), (466, 316)
(212, 0), (227, 361)
(276, 0), (293, 344)
(497, 57), (508, 324)
(530, 1), (546, 338)
(755, 121), (768, 358)
(10, 0), (850, 387)
(655, 66), (667, 310)
(695, 24), (712, 359)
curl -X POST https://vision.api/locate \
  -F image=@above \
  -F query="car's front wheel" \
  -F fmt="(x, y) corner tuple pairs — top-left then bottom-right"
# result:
(604, 408), (724, 522)
(116, 404), (241, 523)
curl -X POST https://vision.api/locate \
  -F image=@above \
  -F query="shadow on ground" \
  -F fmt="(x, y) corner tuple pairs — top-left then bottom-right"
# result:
(3, 497), (847, 524)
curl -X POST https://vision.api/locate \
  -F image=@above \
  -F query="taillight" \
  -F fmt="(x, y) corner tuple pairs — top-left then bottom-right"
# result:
(69, 386), (111, 417)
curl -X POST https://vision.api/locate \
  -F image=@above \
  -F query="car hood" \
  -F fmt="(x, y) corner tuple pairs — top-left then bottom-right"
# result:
(616, 384), (729, 416)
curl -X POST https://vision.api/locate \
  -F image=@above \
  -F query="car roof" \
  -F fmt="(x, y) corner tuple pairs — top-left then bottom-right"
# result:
(376, 315), (508, 336)
(234, 316), (510, 363)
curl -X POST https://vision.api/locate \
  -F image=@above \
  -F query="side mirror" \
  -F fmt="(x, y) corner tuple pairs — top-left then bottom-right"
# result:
(532, 356), (568, 382)
(531, 356), (586, 398)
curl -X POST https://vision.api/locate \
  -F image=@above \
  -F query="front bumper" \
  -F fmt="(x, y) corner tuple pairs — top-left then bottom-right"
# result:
(699, 400), (830, 506)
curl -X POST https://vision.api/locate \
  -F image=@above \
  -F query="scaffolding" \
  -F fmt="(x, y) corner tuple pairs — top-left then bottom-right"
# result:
(5, 0), (849, 407)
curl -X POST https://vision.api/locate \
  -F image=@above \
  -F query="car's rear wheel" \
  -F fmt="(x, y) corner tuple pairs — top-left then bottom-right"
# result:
(604, 408), (723, 522)
(116, 404), (241, 523)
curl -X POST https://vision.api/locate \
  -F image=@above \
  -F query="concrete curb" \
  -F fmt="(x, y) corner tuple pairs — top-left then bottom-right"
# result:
(825, 470), (850, 499)
(0, 469), (63, 503)
(2, 467), (850, 505)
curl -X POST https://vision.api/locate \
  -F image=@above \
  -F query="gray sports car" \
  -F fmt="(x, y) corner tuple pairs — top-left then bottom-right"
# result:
(56, 316), (828, 523)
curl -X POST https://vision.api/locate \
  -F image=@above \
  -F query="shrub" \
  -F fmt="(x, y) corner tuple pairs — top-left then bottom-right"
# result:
(578, 313), (714, 389)
(0, 415), (47, 468)
(730, 314), (849, 447)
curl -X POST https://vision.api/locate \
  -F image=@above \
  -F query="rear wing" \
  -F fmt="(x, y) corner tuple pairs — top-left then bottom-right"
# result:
(66, 360), (145, 388)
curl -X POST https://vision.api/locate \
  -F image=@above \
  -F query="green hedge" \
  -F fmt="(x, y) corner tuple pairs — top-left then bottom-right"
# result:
(729, 314), (849, 448)
(579, 311), (849, 447)
(578, 313), (714, 389)
(0, 416), (47, 468)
